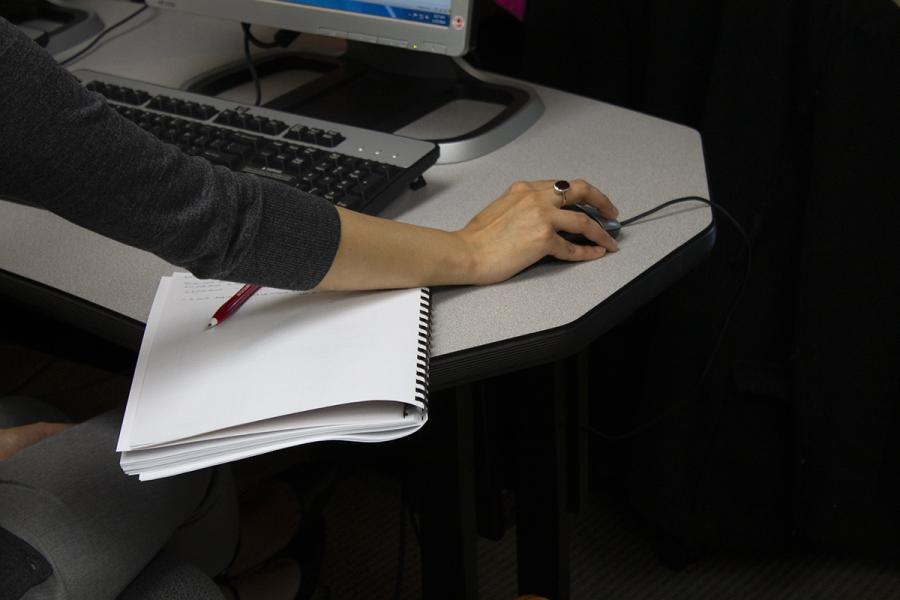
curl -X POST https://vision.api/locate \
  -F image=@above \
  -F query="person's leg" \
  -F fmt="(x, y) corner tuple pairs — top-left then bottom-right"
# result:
(0, 407), (238, 600)
(118, 552), (225, 600)
(0, 396), (69, 428)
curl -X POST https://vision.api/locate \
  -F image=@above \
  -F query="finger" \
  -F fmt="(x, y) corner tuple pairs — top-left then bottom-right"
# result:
(549, 236), (608, 262)
(552, 204), (619, 251)
(528, 179), (618, 217)
(562, 179), (619, 218)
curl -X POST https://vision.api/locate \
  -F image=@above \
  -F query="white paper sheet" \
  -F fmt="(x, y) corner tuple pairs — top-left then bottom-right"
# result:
(117, 274), (430, 478)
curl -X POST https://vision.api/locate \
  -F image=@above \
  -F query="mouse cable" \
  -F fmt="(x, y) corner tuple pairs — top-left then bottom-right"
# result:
(59, 4), (151, 67)
(584, 195), (753, 442)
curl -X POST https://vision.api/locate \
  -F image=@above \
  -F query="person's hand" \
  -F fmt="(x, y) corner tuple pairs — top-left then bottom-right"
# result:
(0, 422), (72, 460)
(454, 179), (619, 285)
(317, 178), (619, 291)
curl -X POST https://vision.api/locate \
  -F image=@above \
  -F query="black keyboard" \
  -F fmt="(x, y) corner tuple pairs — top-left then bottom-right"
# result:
(74, 70), (440, 215)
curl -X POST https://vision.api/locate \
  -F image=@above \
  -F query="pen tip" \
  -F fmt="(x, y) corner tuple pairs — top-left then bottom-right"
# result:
(207, 318), (218, 328)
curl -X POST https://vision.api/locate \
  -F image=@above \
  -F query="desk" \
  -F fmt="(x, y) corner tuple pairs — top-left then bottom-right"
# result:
(0, 2), (714, 597)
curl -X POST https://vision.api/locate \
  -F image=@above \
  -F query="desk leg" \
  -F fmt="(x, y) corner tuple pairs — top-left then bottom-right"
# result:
(515, 361), (571, 599)
(567, 351), (589, 514)
(420, 384), (478, 599)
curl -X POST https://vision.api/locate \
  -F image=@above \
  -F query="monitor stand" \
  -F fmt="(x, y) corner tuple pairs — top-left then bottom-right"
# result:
(2, 0), (103, 56)
(183, 42), (544, 164)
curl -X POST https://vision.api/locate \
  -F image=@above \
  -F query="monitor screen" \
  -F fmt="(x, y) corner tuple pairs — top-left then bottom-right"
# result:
(275, 0), (453, 27)
(148, 0), (474, 56)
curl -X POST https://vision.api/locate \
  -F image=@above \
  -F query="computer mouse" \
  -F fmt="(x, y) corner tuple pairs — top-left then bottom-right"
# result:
(560, 203), (621, 243)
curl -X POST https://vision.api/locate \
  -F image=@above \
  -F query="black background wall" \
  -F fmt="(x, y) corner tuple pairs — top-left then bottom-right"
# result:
(473, 0), (900, 561)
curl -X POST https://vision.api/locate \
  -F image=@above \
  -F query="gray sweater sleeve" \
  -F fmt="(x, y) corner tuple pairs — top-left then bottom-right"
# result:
(0, 19), (340, 291)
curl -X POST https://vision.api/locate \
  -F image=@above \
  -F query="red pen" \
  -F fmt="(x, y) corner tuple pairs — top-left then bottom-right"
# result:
(207, 284), (261, 328)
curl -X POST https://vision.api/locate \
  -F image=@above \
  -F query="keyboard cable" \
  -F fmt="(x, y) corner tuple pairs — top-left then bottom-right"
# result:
(59, 4), (151, 67)
(240, 23), (302, 107)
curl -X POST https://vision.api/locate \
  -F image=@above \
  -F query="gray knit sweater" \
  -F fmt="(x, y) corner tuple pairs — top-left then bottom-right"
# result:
(0, 18), (341, 291)
(0, 16), (340, 597)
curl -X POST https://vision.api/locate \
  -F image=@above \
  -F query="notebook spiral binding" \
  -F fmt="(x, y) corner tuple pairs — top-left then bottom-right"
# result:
(414, 287), (432, 409)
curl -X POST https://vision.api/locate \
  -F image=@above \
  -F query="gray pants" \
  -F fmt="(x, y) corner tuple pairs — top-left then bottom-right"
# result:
(0, 398), (238, 600)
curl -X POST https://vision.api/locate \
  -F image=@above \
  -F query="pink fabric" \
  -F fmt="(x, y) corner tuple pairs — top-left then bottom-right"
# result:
(495, 0), (526, 21)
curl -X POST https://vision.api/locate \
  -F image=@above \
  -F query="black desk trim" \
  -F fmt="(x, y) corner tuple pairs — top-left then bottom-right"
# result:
(0, 221), (714, 385)
(430, 222), (717, 390)
(0, 269), (144, 351)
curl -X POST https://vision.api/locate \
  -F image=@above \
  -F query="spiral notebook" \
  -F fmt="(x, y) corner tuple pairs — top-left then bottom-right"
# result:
(116, 273), (432, 481)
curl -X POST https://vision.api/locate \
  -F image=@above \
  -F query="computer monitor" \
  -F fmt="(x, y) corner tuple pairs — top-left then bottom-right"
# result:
(146, 0), (474, 57)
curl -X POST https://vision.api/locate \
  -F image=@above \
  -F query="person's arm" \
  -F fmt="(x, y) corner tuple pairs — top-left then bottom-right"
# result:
(0, 18), (339, 291)
(318, 179), (619, 290)
(0, 18), (617, 293)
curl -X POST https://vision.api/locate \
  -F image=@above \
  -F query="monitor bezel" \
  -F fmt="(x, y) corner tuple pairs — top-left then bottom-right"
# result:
(147, 0), (474, 56)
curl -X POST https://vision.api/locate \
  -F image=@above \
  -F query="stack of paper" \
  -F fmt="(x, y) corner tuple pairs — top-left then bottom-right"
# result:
(117, 273), (430, 480)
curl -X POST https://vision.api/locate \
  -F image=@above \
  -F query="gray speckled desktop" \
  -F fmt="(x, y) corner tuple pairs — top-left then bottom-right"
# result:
(0, 0), (711, 363)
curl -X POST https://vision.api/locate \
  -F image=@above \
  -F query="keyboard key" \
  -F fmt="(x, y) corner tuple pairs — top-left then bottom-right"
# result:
(105, 86), (124, 102)
(231, 113), (250, 129)
(286, 157), (311, 174)
(225, 142), (253, 160)
(161, 97), (178, 114)
(123, 89), (149, 106)
(339, 156), (359, 170)
(228, 132), (262, 148)
(330, 166), (349, 179)
(244, 116), (264, 132)
(201, 150), (241, 169)
(284, 125), (306, 141)
(299, 147), (325, 163)
(215, 110), (237, 126)
(301, 127), (323, 144)
(265, 141), (290, 155)
(318, 131), (344, 147)
(86, 81), (108, 95)
(249, 147), (269, 164)
(242, 166), (297, 186)
(194, 105), (218, 120)
(317, 175), (338, 190)
(332, 179), (352, 192)
(270, 154), (290, 170)
(372, 162), (402, 180)
(299, 172), (319, 186)
(261, 119), (287, 136)
(208, 138), (228, 151)
(353, 174), (386, 198)
(336, 193), (364, 209)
